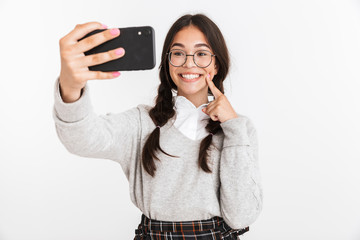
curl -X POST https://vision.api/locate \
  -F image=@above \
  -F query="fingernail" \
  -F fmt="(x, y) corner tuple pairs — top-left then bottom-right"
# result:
(102, 24), (108, 29)
(112, 72), (121, 77)
(115, 48), (124, 55)
(208, 74), (211, 78)
(110, 28), (120, 36)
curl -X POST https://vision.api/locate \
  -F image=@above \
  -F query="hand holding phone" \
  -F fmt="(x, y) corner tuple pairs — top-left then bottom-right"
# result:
(79, 26), (156, 72)
(58, 22), (125, 103)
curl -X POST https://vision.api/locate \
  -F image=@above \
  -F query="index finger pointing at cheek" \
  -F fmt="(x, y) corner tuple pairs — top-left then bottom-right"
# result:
(206, 74), (223, 99)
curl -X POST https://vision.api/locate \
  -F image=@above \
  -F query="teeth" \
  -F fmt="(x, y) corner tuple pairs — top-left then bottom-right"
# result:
(181, 74), (200, 80)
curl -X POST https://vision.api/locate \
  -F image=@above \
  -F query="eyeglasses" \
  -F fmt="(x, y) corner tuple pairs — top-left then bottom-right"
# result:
(167, 49), (216, 68)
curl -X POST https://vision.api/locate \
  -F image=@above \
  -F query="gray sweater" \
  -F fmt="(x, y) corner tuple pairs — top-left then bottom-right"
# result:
(52, 78), (263, 230)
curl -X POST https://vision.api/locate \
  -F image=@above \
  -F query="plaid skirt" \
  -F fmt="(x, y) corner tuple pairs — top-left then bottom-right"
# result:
(134, 213), (249, 240)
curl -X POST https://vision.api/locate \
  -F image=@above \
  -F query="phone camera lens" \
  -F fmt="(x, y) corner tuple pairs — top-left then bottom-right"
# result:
(143, 29), (151, 36)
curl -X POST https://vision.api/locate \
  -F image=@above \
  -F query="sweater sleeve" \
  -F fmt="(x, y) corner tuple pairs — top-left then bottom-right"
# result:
(52, 78), (142, 179)
(218, 115), (263, 230)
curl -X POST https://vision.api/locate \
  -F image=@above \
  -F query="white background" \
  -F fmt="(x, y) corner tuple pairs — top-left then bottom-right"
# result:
(0, 0), (360, 239)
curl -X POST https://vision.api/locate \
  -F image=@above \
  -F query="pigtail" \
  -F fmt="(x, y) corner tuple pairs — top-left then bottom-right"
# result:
(198, 119), (222, 172)
(141, 78), (178, 177)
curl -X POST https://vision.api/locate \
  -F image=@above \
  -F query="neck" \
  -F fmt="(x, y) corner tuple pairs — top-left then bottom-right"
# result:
(177, 93), (209, 108)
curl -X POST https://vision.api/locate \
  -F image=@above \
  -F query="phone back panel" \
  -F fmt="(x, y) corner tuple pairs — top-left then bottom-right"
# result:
(80, 26), (156, 71)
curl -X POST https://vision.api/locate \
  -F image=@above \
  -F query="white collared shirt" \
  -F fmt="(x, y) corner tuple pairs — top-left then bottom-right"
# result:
(173, 95), (214, 141)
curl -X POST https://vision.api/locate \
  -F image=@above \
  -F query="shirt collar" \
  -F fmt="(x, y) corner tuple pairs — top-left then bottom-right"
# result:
(173, 95), (213, 110)
(172, 95), (212, 140)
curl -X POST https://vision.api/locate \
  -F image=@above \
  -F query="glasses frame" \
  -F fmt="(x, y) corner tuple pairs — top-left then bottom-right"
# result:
(167, 49), (216, 68)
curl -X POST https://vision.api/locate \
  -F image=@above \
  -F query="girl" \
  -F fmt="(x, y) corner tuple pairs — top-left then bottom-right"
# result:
(54, 13), (263, 240)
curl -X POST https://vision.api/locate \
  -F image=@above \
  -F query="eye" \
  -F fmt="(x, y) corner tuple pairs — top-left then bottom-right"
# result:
(196, 51), (210, 57)
(172, 50), (185, 57)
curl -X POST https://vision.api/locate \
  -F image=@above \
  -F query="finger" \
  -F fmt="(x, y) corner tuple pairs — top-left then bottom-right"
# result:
(77, 47), (125, 68)
(201, 107), (218, 121)
(204, 102), (217, 116)
(212, 115), (220, 121)
(207, 110), (219, 121)
(76, 28), (120, 54)
(202, 97), (216, 114)
(61, 22), (106, 45)
(202, 102), (212, 114)
(206, 74), (223, 99)
(81, 70), (121, 81)
(202, 107), (208, 115)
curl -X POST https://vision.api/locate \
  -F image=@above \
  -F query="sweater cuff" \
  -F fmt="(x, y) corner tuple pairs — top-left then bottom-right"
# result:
(53, 77), (93, 123)
(220, 116), (251, 147)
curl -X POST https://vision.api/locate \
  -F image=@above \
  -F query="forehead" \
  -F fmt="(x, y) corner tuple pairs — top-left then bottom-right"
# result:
(171, 25), (210, 48)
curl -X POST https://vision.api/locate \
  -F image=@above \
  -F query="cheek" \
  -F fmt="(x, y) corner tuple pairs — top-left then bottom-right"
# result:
(213, 66), (218, 75)
(168, 66), (179, 86)
(169, 65), (177, 76)
(206, 65), (217, 76)
(168, 66), (175, 76)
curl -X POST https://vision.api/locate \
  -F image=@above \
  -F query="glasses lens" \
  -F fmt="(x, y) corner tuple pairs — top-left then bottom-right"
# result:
(194, 50), (212, 67)
(169, 50), (186, 66)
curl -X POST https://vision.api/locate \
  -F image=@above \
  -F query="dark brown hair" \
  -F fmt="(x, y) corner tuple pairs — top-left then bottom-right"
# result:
(141, 13), (230, 177)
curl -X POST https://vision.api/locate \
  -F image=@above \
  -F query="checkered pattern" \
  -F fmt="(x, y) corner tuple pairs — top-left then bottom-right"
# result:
(134, 214), (249, 240)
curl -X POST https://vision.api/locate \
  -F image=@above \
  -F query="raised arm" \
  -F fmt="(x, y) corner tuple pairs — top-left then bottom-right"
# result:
(53, 77), (142, 178)
(53, 22), (139, 178)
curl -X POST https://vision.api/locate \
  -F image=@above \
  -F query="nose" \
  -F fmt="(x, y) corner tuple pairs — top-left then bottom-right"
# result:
(183, 55), (196, 68)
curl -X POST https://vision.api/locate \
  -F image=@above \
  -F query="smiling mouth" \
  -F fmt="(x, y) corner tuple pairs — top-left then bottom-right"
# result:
(179, 73), (203, 82)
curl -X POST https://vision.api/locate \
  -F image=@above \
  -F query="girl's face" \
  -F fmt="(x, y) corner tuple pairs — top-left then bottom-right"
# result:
(169, 25), (218, 104)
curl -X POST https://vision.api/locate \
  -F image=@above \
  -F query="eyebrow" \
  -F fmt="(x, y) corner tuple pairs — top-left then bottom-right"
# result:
(171, 43), (211, 49)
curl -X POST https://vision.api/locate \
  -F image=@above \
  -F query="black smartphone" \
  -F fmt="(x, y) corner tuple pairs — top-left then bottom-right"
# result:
(79, 26), (156, 71)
